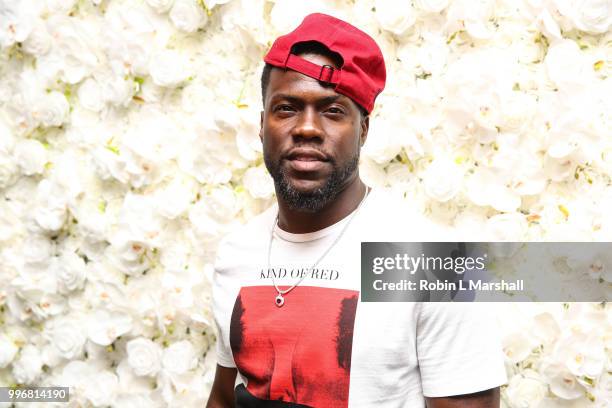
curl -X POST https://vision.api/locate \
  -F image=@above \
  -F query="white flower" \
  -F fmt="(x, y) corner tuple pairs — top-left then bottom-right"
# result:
(0, 145), (18, 189)
(146, 0), (175, 13)
(414, 0), (449, 13)
(42, 15), (98, 84)
(505, 370), (548, 408)
(127, 337), (163, 376)
(33, 179), (68, 233)
(269, 0), (328, 33)
(169, 0), (207, 33)
(31, 91), (70, 128)
(541, 362), (585, 400)
(466, 168), (521, 212)
(149, 50), (189, 88)
(55, 250), (87, 293)
(77, 78), (104, 112)
(503, 332), (536, 364)
(0, 0), (36, 48)
(87, 309), (133, 346)
(374, 0), (416, 35)
(545, 40), (591, 91)
(83, 370), (119, 407)
(14, 139), (47, 176)
(555, 0), (612, 34)
(22, 20), (52, 56)
(45, 315), (86, 359)
(486, 213), (528, 241)
(423, 156), (464, 202)
(0, 333), (19, 368)
(155, 176), (197, 219)
(557, 332), (605, 378)
(447, 0), (496, 39)
(243, 166), (274, 199)
(12, 344), (43, 384)
(162, 340), (197, 374)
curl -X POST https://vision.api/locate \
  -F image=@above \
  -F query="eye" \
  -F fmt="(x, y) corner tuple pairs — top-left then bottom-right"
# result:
(325, 106), (345, 115)
(274, 104), (295, 112)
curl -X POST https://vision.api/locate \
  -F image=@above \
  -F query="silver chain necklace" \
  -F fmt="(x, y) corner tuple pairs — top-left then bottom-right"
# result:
(267, 186), (370, 307)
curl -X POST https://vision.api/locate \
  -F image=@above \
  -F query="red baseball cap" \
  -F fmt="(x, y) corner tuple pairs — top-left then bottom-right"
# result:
(263, 13), (386, 114)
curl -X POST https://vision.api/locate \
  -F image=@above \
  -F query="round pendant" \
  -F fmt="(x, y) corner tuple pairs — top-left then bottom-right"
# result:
(275, 294), (284, 307)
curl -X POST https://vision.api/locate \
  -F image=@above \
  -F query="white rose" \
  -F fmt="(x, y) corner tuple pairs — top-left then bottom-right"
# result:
(127, 337), (163, 376)
(0, 153), (18, 189)
(43, 15), (97, 84)
(162, 340), (198, 374)
(87, 309), (133, 346)
(555, 0), (612, 34)
(83, 370), (119, 407)
(146, 0), (175, 13)
(14, 139), (47, 176)
(33, 179), (68, 232)
(45, 316), (86, 359)
(12, 345), (43, 384)
(22, 20), (51, 56)
(375, 0), (416, 35)
(362, 120), (403, 164)
(269, 0), (328, 33)
(100, 74), (134, 107)
(505, 370), (548, 407)
(23, 234), (54, 265)
(78, 78), (104, 112)
(155, 176), (197, 219)
(106, 232), (152, 276)
(423, 157), (464, 202)
(206, 186), (240, 223)
(169, 0), (207, 33)
(0, 333), (18, 368)
(545, 40), (590, 90)
(149, 50), (189, 88)
(56, 250), (87, 293)
(243, 166), (274, 199)
(415, 0), (449, 13)
(31, 91), (70, 128)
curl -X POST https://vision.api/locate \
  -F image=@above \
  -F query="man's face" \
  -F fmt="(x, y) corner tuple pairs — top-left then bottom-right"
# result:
(260, 53), (369, 212)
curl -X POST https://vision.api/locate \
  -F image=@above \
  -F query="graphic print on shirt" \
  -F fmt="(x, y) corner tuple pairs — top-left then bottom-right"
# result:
(230, 286), (359, 408)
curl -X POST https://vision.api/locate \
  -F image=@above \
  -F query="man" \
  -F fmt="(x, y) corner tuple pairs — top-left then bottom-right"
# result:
(207, 13), (506, 408)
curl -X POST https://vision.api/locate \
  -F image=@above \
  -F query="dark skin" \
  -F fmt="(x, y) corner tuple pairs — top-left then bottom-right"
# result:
(206, 53), (500, 408)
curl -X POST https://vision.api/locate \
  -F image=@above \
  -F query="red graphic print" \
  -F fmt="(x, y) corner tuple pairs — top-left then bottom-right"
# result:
(230, 286), (359, 407)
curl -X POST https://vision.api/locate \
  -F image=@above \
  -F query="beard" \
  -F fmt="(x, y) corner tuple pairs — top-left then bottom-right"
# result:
(264, 151), (359, 213)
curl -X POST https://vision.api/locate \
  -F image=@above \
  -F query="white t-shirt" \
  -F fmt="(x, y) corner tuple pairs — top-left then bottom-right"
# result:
(212, 188), (507, 407)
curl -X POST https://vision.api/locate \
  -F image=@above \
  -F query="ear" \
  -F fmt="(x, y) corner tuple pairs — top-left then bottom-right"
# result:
(359, 115), (369, 147)
(259, 110), (264, 143)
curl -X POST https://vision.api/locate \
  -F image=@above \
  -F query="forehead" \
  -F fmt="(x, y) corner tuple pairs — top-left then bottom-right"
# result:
(265, 53), (355, 107)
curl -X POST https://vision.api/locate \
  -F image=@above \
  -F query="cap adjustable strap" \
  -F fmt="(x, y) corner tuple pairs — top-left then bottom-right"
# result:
(285, 53), (341, 84)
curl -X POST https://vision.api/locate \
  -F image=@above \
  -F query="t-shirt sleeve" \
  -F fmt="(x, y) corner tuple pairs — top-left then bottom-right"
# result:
(211, 237), (237, 368)
(416, 302), (507, 397)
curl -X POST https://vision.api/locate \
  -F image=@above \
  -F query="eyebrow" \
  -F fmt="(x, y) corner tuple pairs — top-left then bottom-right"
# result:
(270, 93), (344, 106)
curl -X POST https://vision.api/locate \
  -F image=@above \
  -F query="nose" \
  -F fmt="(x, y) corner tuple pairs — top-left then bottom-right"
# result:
(291, 107), (324, 141)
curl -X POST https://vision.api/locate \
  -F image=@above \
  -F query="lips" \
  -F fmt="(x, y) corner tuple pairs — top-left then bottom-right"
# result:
(285, 148), (329, 172)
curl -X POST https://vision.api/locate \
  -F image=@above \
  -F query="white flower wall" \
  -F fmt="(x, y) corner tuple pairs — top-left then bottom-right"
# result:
(0, 0), (610, 406)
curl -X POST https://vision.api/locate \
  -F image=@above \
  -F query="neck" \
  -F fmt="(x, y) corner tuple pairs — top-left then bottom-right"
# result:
(276, 175), (367, 234)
